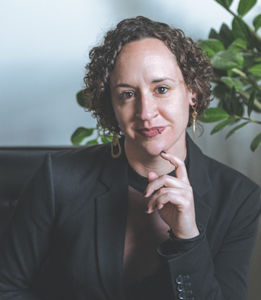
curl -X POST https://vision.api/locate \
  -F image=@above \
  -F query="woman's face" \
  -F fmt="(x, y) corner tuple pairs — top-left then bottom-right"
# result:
(110, 38), (195, 157)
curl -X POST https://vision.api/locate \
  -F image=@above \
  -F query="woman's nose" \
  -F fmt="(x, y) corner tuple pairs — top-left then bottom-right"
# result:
(135, 93), (158, 121)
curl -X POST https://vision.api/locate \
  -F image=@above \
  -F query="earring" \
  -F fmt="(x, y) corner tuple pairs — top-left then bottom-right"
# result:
(111, 132), (122, 158)
(191, 99), (198, 143)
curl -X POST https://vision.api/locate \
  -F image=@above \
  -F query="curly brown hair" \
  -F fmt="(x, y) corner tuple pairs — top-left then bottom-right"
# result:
(84, 16), (213, 134)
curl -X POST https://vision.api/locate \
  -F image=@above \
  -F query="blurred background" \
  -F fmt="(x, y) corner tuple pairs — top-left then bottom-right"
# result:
(0, 1), (261, 298)
(1, 0), (260, 183)
(1, 0), (260, 171)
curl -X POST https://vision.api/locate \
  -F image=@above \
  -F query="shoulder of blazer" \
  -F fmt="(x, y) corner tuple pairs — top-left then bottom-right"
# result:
(198, 152), (261, 218)
(50, 142), (111, 173)
(44, 143), (112, 194)
(203, 153), (259, 193)
(186, 133), (260, 204)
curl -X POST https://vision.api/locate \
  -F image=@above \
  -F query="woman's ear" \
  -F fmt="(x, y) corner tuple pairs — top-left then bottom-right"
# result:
(189, 93), (197, 106)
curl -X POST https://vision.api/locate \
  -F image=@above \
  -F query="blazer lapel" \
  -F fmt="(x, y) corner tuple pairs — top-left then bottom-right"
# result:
(95, 135), (213, 300)
(95, 139), (128, 300)
(186, 134), (213, 229)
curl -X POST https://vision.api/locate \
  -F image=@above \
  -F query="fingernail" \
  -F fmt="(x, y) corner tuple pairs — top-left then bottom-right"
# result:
(145, 206), (149, 212)
(160, 151), (166, 155)
(142, 190), (147, 196)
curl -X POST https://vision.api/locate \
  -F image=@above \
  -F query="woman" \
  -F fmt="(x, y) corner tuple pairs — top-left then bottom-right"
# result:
(0, 16), (260, 300)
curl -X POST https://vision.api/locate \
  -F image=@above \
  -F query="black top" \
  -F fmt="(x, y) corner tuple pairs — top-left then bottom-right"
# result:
(126, 155), (204, 255)
(127, 156), (187, 194)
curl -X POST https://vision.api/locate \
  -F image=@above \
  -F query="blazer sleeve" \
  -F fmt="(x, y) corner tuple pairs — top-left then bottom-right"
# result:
(0, 153), (55, 300)
(125, 186), (261, 300)
(158, 185), (261, 300)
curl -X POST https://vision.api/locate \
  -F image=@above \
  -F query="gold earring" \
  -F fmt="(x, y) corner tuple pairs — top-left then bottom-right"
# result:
(191, 99), (198, 143)
(111, 132), (122, 158)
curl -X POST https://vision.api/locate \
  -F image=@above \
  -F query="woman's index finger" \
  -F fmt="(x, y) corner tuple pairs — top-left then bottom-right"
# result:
(160, 152), (189, 184)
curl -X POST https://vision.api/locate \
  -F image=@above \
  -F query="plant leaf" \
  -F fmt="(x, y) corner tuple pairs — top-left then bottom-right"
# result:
(209, 29), (220, 40)
(231, 68), (247, 79)
(226, 122), (249, 139)
(211, 51), (243, 70)
(101, 134), (113, 144)
(76, 90), (85, 108)
(253, 14), (261, 31)
(215, 0), (234, 9)
(199, 107), (229, 123)
(218, 95), (231, 114)
(229, 86), (236, 114)
(237, 0), (257, 17)
(219, 23), (235, 49)
(251, 133), (261, 151)
(211, 118), (236, 134)
(242, 53), (256, 68)
(198, 39), (225, 58)
(86, 139), (99, 145)
(220, 77), (244, 91)
(76, 90), (91, 109)
(71, 127), (94, 145)
(248, 64), (261, 77)
(242, 88), (261, 113)
(227, 69), (233, 77)
(107, 135), (114, 142)
(231, 69), (247, 80)
(253, 32), (261, 52)
(248, 90), (256, 116)
(234, 100), (244, 118)
(232, 17), (255, 49)
(213, 84), (230, 99)
(228, 38), (247, 52)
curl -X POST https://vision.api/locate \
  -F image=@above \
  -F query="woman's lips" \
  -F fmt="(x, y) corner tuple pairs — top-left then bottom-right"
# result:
(137, 127), (165, 138)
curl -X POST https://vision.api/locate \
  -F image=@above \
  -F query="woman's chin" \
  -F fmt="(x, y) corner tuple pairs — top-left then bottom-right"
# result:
(138, 140), (169, 157)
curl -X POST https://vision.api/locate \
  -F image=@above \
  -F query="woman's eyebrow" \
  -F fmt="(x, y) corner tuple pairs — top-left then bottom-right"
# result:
(152, 77), (175, 83)
(113, 83), (133, 91)
(113, 77), (175, 91)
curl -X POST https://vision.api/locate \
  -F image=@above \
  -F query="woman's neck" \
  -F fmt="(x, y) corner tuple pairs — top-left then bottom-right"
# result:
(125, 137), (187, 178)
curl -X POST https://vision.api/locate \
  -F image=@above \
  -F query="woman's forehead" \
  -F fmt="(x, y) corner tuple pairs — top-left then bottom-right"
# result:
(117, 38), (176, 60)
(110, 38), (179, 84)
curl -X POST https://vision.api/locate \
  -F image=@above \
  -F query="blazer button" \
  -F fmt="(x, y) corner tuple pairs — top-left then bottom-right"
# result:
(177, 284), (184, 292)
(176, 275), (183, 284)
(178, 292), (186, 299)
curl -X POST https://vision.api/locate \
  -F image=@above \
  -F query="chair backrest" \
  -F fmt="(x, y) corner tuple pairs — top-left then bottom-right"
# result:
(0, 147), (80, 233)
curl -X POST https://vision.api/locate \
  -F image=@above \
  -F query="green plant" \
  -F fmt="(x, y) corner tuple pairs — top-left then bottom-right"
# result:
(71, 91), (113, 145)
(71, 0), (261, 151)
(198, 0), (261, 151)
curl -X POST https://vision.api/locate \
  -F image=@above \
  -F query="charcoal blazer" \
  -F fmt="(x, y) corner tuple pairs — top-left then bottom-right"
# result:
(0, 134), (260, 300)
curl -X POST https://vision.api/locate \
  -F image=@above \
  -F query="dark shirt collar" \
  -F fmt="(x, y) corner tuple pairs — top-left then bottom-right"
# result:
(128, 155), (188, 193)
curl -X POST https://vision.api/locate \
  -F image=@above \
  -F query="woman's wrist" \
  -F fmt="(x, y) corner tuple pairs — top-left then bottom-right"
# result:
(169, 223), (204, 243)
(170, 222), (200, 240)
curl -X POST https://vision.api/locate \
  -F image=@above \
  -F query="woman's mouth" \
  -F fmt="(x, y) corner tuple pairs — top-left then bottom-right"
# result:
(137, 127), (165, 138)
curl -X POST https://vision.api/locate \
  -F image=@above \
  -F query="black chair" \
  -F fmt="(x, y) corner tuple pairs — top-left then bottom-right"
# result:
(0, 146), (80, 233)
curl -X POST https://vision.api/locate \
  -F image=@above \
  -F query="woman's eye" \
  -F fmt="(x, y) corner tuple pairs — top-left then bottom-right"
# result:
(157, 86), (169, 94)
(120, 92), (134, 99)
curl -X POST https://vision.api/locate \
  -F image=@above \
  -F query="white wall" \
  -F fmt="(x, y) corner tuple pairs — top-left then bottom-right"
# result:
(0, 0), (261, 185)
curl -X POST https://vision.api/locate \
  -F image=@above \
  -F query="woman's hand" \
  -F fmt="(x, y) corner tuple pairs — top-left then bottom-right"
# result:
(145, 152), (199, 239)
